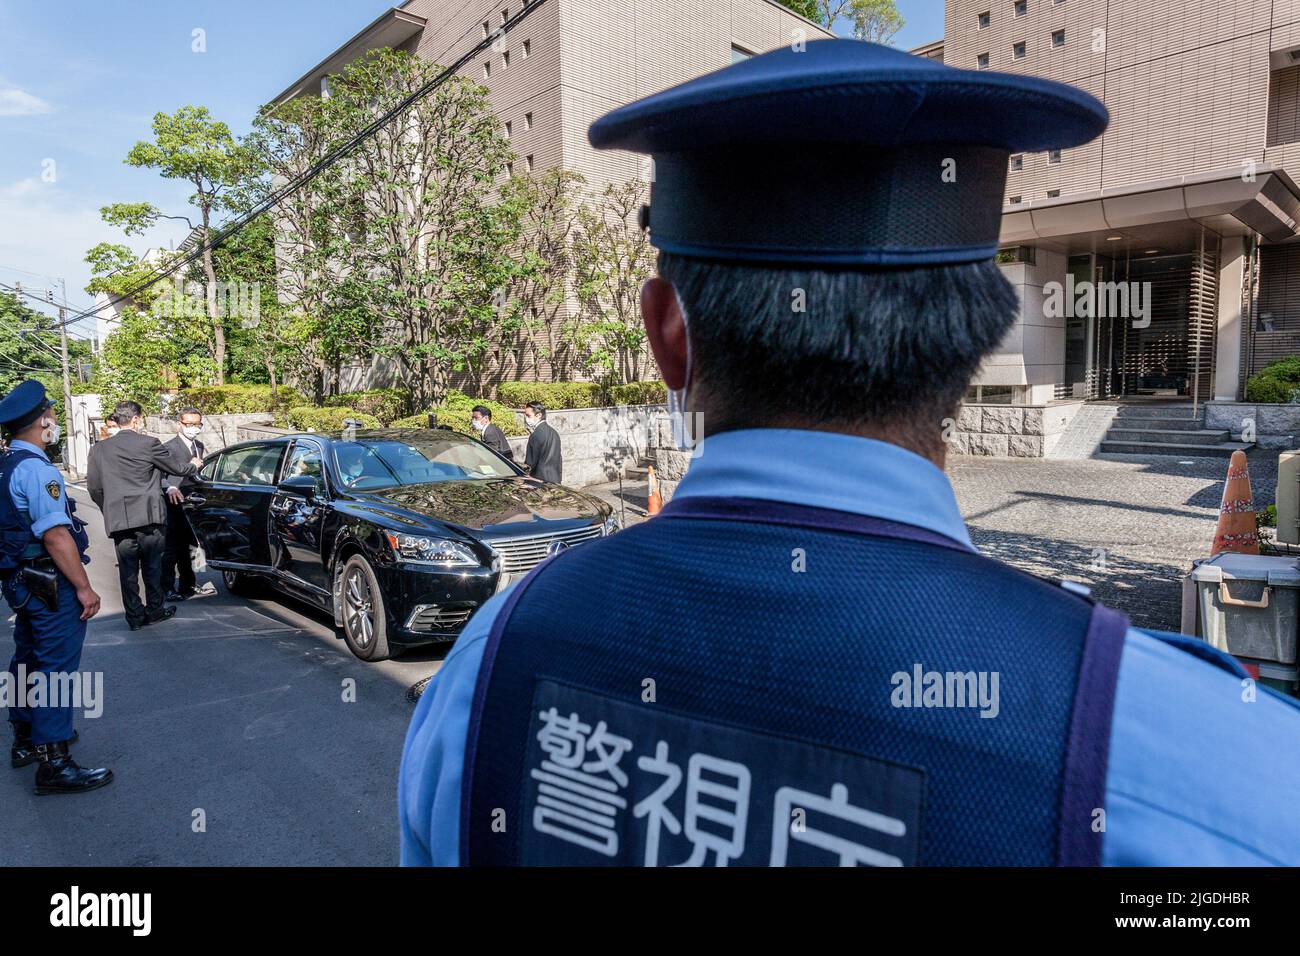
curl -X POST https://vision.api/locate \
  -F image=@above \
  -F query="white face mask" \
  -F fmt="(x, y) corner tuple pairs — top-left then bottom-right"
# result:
(524, 416), (538, 431)
(106, 425), (120, 437)
(41, 417), (60, 446)
(472, 418), (487, 433)
(182, 425), (202, 439)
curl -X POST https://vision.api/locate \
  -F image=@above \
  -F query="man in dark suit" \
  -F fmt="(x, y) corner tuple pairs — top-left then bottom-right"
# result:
(86, 401), (200, 631)
(471, 405), (513, 462)
(161, 407), (206, 601)
(522, 401), (563, 484)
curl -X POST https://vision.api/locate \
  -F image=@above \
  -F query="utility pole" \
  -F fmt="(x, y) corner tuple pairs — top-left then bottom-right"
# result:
(39, 282), (75, 472)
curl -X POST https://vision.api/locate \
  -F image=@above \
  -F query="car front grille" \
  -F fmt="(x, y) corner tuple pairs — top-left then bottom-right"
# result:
(405, 604), (476, 632)
(486, 524), (603, 574)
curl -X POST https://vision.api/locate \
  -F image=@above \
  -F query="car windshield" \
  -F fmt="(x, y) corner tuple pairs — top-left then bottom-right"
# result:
(331, 434), (516, 490)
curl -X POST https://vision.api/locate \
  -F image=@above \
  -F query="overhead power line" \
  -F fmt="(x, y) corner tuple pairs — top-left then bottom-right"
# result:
(63, 0), (551, 330)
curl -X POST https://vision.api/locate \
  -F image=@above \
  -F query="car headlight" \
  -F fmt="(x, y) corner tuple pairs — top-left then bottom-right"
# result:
(384, 532), (480, 567)
(602, 515), (620, 536)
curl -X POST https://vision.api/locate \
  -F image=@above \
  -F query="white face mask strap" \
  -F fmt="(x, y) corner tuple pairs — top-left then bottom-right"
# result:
(666, 288), (697, 452)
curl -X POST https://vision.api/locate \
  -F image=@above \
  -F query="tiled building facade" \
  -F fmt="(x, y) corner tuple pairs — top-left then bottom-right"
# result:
(937, 0), (1300, 407)
(271, 0), (831, 389)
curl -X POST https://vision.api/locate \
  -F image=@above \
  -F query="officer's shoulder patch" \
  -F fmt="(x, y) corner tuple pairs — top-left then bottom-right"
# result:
(44, 479), (60, 501)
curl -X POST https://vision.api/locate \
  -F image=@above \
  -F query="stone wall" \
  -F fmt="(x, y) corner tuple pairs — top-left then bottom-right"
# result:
(145, 414), (275, 455)
(952, 401), (1084, 458)
(1205, 402), (1300, 449)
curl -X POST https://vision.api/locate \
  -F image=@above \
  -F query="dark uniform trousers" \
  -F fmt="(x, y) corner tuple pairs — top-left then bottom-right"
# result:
(112, 524), (167, 627)
(3, 565), (86, 746)
(162, 500), (196, 594)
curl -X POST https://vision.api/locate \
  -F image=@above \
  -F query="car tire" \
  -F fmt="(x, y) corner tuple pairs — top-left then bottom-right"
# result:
(221, 569), (266, 598)
(337, 554), (390, 662)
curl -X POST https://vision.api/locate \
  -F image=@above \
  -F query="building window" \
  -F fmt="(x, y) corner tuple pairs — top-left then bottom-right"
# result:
(1048, 148), (1061, 163)
(977, 52), (990, 69)
(1014, 0), (1027, 16)
(482, 21), (489, 39)
(1009, 195), (1022, 203)
(507, 162), (514, 177)
(524, 111), (533, 130)
(1010, 154), (1024, 170)
(1052, 29), (1065, 47)
(526, 154), (534, 173)
(996, 245), (1036, 264)
(978, 11), (991, 29)
(1013, 41), (1026, 59)
(505, 121), (512, 139)
(522, 39), (531, 58)
(483, 60), (491, 78)
(503, 50), (510, 69)
(1047, 189), (1060, 198)
(731, 44), (754, 64)
(501, 9), (509, 25)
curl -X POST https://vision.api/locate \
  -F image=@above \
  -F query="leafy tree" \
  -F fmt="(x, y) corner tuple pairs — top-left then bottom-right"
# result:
(570, 180), (656, 385)
(101, 106), (260, 384)
(781, 0), (905, 42)
(323, 49), (522, 408)
(0, 291), (85, 426)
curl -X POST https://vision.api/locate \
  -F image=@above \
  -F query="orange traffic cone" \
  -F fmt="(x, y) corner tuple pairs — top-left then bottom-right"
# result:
(646, 465), (662, 516)
(1211, 450), (1259, 555)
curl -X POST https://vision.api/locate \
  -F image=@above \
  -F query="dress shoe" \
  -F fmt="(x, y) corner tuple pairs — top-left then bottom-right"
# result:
(166, 589), (195, 602)
(33, 740), (112, 794)
(12, 725), (77, 768)
(144, 605), (177, 625)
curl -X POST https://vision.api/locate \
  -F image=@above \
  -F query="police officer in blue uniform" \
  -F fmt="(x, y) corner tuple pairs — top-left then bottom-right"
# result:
(400, 40), (1300, 865)
(1, 380), (113, 794)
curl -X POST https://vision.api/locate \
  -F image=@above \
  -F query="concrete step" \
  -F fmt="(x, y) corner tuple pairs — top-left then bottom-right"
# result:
(1103, 415), (1207, 431)
(1099, 440), (1252, 457)
(1105, 428), (1232, 444)
(1110, 405), (1201, 421)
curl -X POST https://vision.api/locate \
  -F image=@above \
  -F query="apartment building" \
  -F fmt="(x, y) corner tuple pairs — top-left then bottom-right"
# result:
(269, 0), (831, 386)
(934, 0), (1300, 409)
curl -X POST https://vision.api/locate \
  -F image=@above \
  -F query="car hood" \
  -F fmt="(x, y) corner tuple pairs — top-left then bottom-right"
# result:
(349, 477), (608, 532)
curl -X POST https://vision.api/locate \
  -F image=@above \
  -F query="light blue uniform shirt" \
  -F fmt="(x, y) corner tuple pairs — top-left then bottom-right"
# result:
(400, 428), (1300, 866)
(7, 439), (72, 539)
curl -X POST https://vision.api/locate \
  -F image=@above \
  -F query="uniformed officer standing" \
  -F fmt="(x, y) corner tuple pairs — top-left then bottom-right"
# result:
(0, 381), (113, 794)
(400, 40), (1300, 865)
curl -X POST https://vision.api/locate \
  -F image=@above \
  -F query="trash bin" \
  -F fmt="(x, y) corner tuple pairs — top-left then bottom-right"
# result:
(1190, 553), (1300, 670)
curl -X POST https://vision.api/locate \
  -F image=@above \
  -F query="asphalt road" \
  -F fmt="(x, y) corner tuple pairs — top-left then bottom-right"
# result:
(0, 485), (446, 866)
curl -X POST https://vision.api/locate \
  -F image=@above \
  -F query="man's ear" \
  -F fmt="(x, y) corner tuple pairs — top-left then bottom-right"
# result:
(641, 276), (688, 391)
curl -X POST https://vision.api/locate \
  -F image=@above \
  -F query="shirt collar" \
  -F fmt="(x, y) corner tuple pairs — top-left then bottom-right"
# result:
(10, 439), (50, 462)
(671, 428), (972, 549)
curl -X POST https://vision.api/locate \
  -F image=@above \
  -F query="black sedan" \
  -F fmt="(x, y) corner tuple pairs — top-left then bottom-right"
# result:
(179, 428), (617, 661)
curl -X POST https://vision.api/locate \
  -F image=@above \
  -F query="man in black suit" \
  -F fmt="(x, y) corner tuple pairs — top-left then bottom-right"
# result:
(86, 401), (200, 631)
(161, 407), (206, 601)
(471, 405), (513, 462)
(522, 401), (563, 484)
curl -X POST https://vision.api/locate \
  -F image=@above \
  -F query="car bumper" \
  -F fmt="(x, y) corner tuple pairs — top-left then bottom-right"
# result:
(377, 561), (501, 646)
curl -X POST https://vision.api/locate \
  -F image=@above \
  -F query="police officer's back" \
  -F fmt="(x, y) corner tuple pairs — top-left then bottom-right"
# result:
(400, 41), (1300, 866)
(0, 380), (111, 793)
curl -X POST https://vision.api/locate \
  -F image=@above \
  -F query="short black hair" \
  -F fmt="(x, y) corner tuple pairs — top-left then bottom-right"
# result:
(177, 407), (202, 421)
(658, 252), (1018, 433)
(472, 405), (492, 420)
(111, 400), (143, 426)
(525, 402), (546, 418)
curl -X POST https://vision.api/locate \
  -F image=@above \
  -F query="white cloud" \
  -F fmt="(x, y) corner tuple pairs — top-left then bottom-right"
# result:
(0, 83), (52, 117)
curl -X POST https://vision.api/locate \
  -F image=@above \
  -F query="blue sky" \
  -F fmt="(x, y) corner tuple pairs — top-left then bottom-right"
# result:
(0, 0), (944, 336)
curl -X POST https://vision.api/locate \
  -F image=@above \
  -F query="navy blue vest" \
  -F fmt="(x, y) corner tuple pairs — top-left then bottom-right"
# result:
(0, 446), (88, 573)
(462, 497), (1130, 867)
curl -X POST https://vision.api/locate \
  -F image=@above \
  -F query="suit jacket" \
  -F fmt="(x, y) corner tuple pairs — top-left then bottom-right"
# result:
(161, 435), (206, 490)
(480, 423), (513, 462)
(524, 420), (563, 485)
(87, 429), (196, 535)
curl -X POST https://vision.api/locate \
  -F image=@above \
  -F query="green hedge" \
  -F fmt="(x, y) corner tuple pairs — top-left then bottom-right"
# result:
(285, 406), (381, 432)
(495, 380), (666, 409)
(391, 394), (525, 438)
(324, 388), (410, 425)
(1245, 357), (1300, 404)
(178, 384), (305, 415)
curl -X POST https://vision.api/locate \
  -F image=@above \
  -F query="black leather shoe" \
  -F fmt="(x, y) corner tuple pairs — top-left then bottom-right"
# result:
(12, 726), (78, 768)
(166, 590), (191, 602)
(145, 605), (177, 625)
(33, 740), (112, 794)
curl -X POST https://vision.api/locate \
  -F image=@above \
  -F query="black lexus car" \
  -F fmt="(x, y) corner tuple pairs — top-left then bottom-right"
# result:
(179, 428), (617, 661)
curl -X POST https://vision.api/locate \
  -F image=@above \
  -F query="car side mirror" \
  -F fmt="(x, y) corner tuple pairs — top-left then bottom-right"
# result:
(278, 474), (320, 498)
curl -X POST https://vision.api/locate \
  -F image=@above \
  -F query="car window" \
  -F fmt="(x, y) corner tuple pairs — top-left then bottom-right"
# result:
(198, 457), (218, 481)
(283, 441), (326, 492)
(215, 444), (284, 487)
(333, 435), (516, 490)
